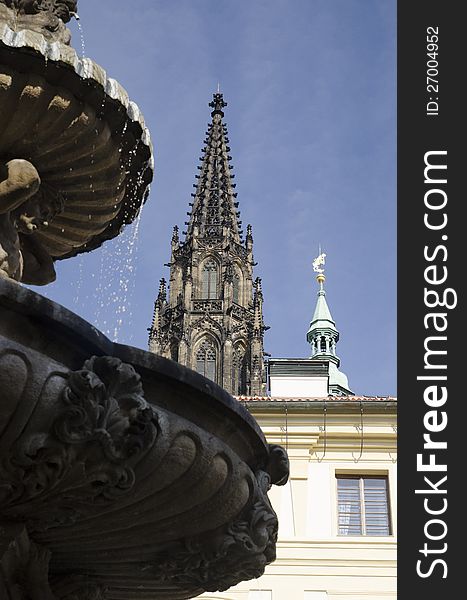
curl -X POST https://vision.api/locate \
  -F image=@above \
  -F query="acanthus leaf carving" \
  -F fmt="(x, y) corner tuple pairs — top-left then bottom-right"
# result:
(0, 356), (159, 530)
(55, 356), (156, 462)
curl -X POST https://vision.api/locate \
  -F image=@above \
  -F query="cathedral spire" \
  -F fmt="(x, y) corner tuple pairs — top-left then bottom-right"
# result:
(307, 254), (352, 395)
(148, 93), (267, 396)
(185, 92), (242, 244)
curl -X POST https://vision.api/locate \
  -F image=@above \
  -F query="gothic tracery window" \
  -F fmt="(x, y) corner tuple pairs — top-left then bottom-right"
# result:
(233, 270), (241, 304)
(201, 259), (218, 299)
(196, 339), (217, 382)
(232, 345), (247, 395)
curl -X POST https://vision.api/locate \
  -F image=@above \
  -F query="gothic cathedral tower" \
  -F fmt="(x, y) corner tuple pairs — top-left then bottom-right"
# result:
(148, 93), (267, 396)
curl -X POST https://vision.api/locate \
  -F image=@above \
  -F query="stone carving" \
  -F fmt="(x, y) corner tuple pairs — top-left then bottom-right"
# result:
(0, 159), (63, 283)
(0, 356), (159, 530)
(230, 303), (250, 321)
(4, 0), (77, 20)
(0, 275), (290, 596)
(191, 312), (224, 336)
(223, 260), (234, 283)
(150, 467), (280, 592)
(57, 356), (158, 461)
(197, 238), (222, 251)
(0, 1), (78, 44)
(192, 299), (223, 312)
(267, 443), (290, 486)
(0, 523), (107, 600)
(0, 524), (55, 600)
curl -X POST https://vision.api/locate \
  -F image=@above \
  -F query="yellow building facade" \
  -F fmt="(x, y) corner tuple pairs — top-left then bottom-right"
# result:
(200, 395), (397, 600)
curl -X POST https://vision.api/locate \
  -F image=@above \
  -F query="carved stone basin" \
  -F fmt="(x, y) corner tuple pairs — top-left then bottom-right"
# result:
(0, 1), (153, 285)
(0, 277), (288, 599)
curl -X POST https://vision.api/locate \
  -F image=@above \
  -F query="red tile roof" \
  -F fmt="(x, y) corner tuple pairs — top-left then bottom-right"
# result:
(235, 395), (397, 403)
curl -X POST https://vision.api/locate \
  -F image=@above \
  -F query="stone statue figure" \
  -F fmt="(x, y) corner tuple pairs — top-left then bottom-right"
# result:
(0, 0), (78, 44)
(0, 159), (61, 284)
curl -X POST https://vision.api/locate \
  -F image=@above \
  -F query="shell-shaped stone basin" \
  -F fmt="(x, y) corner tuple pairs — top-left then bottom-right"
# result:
(0, 278), (289, 599)
(0, 23), (153, 264)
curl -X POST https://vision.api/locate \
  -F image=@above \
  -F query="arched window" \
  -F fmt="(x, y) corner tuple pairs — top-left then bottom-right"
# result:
(196, 339), (217, 382)
(232, 345), (247, 395)
(233, 271), (241, 304)
(202, 259), (218, 299)
(320, 336), (327, 352)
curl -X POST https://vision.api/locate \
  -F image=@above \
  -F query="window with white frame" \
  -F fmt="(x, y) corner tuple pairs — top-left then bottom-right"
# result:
(336, 474), (391, 536)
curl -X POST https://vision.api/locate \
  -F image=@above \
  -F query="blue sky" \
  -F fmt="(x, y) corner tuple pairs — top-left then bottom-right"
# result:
(39, 0), (396, 396)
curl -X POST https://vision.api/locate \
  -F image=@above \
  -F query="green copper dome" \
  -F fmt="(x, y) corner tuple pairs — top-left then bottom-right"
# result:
(307, 266), (352, 396)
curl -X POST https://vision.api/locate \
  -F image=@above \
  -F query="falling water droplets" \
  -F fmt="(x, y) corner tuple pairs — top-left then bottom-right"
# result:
(112, 201), (144, 342)
(90, 211), (140, 342)
(75, 13), (86, 59)
(93, 242), (110, 327)
(73, 257), (85, 307)
(63, 109), (150, 344)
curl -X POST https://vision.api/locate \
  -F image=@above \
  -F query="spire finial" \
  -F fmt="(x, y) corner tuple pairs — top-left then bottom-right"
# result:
(312, 251), (326, 288)
(209, 91), (227, 117)
(217, 82), (221, 93)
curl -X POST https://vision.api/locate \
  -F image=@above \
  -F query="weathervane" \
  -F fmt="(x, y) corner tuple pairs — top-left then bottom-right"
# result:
(312, 252), (326, 275)
(313, 250), (326, 289)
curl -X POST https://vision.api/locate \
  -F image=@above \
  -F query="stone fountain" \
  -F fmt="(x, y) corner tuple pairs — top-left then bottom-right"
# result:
(0, 2), (288, 599)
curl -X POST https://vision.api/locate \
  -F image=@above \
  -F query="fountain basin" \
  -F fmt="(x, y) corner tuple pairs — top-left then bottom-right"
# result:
(0, 277), (288, 599)
(0, 22), (153, 284)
